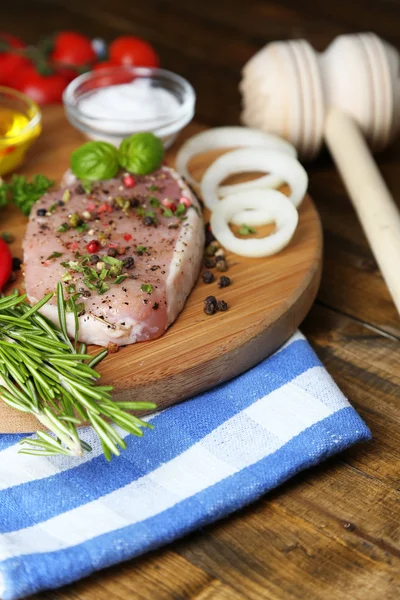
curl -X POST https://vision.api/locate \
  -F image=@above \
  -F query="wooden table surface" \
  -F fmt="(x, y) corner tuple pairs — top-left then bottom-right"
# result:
(4, 1), (400, 599)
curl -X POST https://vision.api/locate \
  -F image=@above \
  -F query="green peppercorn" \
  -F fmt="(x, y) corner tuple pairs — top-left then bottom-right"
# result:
(69, 212), (83, 228)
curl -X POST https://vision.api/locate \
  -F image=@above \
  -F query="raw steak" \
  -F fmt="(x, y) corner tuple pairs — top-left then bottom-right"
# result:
(23, 167), (204, 346)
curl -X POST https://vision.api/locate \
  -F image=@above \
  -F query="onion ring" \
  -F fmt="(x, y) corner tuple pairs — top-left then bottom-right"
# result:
(210, 189), (298, 257)
(201, 148), (308, 220)
(175, 126), (297, 192)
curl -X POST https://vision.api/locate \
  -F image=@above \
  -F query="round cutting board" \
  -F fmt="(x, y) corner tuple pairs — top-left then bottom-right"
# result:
(0, 106), (322, 433)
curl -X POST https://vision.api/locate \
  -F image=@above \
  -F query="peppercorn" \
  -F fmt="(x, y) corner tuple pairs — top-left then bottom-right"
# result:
(205, 241), (220, 256)
(86, 240), (101, 254)
(152, 302), (159, 310)
(89, 254), (100, 264)
(215, 258), (228, 272)
(69, 212), (83, 228)
(12, 257), (22, 271)
(218, 275), (231, 288)
(123, 256), (135, 269)
(130, 198), (139, 208)
(123, 174), (136, 188)
(204, 223), (216, 246)
(204, 256), (216, 269)
(143, 216), (156, 226)
(204, 295), (217, 315)
(36, 208), (47, 217)
(202, 270), (215, 284)
(216, 300), (228, 312)
(205, 295), (217, 306)
(75, 184), (85, 194)
(107, 247), (117, 257)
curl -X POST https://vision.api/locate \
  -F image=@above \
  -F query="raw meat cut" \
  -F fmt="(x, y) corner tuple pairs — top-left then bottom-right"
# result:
(23, 167), (204, 346)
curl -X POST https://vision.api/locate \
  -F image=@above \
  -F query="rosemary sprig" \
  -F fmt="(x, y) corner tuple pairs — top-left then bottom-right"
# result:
(0, 285), (155, 459)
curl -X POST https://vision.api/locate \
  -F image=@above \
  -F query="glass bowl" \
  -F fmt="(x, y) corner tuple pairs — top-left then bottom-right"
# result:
(0, 87), (41, 176)
(63, 66), (196, 148)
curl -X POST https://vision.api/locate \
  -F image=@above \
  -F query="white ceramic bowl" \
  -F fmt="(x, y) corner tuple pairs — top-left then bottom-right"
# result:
(63, 66), (196, 148)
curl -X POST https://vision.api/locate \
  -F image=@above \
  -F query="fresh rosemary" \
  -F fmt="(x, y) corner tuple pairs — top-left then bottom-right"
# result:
(0, 283), (155, 459)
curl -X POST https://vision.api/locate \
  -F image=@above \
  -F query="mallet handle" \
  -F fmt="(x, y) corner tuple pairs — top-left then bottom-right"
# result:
(325, 108), (400, 315)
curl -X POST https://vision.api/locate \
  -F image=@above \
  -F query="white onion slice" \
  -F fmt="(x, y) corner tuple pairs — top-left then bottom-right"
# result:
(175, 126), (297, 191)
(210, 189), (298, 258)
(201, 148), (308, 216)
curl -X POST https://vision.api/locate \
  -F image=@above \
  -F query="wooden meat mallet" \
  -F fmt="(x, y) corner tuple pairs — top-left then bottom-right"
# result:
(241, 32), (400, 314)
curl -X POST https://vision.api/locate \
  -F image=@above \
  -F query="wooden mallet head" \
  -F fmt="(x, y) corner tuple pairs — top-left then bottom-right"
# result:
(241, 33), (400, 317)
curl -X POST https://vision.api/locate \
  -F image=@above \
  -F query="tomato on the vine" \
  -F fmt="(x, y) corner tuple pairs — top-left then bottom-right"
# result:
(12, 65), (69, 104)
(0, 33), (30, 86)
(109, 36), (159, 68)
(51, 31), (96, 67)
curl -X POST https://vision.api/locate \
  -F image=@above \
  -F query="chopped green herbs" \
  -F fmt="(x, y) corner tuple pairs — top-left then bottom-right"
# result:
(149, 196), (160, 208)
(161, 207), (174, 218)
(57, 223), (70, 233)
(148, 185), (158, 191)
(175, 203), (187, 217)
(141, 283), (153, 294)
(136, 245), (148, 255)
(238, 224), (257, 235)
(47, 251), (63, 260)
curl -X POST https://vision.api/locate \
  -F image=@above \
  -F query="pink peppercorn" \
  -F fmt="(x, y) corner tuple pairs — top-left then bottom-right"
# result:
(161, 198), (173, 209)
(123, 174), (136, 188)
(180, 196), (191, 207)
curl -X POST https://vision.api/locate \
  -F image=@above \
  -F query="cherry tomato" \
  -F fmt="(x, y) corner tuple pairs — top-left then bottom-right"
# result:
(92, 60), (119, 71)
(109, 36), (159, 68)
(0, 34), (30, 86)
(12, 65), (69, 104)
(51, 31), (96, 67)
(0, 238), (12, 291)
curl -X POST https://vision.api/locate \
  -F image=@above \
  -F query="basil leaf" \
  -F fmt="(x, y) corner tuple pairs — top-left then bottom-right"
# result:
(118, 133), (164, 176)
(71, 141), (119, 181)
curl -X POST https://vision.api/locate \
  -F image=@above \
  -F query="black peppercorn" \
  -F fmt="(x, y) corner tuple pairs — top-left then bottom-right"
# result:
(215, 258), (228, 272)
(36, 208), (47, 217)
(75, 184), (85, 194)
(152, 302), (159, 310)
(204, 295), (217, 315)
(107, 247), (117, 257)
(218, 275), (231, 288)
(144, 216), (156, 226)
(12, 257), (22, 271)
(123, 256), (135, 269)
(204, 256), (216, 269)
(202, 270), (215, 284)
(130, 198), (139, 208)
(216, 300), (228, 312)
(204, 223), (216, 246)
(90, 254), (100, 264)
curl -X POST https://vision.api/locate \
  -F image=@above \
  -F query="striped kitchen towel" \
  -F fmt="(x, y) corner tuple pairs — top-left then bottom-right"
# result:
(0, 332), (370, 600)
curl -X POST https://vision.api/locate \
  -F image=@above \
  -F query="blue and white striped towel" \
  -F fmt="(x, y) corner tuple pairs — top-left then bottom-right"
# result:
(0, 332), (370, 600)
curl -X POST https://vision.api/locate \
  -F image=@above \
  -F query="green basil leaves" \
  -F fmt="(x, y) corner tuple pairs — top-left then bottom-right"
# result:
(118, 133), (164, 175)
(71, 141), (119, 181)
(70, 133), (165, 183)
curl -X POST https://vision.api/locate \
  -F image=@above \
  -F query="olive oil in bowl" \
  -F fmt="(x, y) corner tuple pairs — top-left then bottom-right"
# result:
(0, 87), (41, 176)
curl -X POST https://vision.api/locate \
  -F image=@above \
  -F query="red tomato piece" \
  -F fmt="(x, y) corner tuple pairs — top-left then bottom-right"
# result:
(109, 36), (159, 68)
(0, 238), (12, 290)
(51, 31), (96, 67)
(12, 65), (69, 104)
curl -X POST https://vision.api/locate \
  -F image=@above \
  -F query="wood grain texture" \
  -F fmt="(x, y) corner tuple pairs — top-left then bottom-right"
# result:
(2, 1), (400, 599)
(0, 106), (322, 433)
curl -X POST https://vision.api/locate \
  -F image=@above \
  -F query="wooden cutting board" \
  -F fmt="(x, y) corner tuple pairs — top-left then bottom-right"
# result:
(0, 106), (322, 433)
